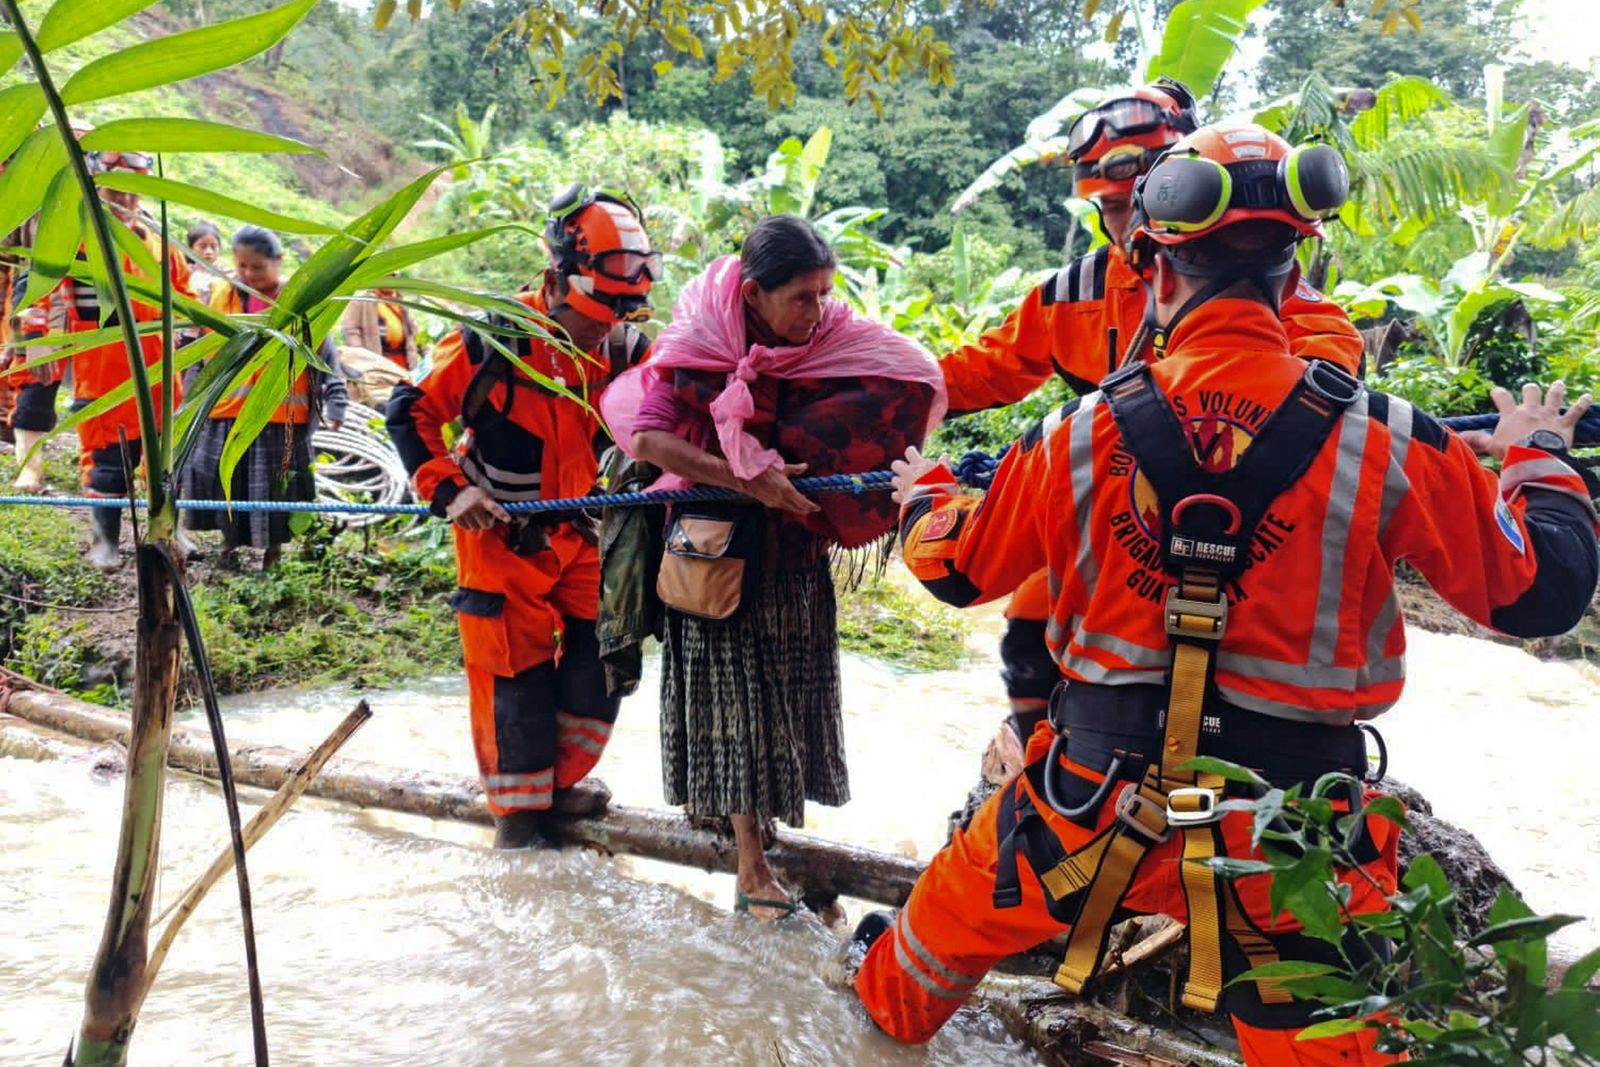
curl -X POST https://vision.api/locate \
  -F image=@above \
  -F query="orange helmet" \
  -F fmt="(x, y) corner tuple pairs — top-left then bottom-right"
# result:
(1131, 124), (1348, 247)
(1068, 79), (1198, 200)
(543, 184), (658, 324)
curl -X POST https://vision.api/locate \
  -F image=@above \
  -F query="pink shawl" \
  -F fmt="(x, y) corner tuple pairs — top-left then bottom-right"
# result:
(602, 255), (946, 480)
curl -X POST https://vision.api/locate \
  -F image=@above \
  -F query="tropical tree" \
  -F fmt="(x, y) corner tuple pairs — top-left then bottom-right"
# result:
(0, 3), (573, 1063)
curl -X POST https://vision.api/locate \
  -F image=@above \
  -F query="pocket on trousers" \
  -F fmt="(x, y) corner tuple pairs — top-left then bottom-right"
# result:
(450, 586), (512, 675)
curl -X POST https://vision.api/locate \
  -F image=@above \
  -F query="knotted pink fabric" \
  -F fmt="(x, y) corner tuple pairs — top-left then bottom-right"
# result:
(602, 255), (946, 480)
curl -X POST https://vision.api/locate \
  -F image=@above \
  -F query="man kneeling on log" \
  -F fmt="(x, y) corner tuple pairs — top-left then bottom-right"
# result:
(388, 185), (656, 848)
(857, 123), (1600, 1063)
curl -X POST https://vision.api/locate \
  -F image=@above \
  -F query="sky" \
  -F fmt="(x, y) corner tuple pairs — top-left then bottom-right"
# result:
(1520, 0), (1600, 70)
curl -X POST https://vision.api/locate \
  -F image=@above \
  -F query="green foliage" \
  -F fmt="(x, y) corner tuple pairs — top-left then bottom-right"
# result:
(8, 613), (122, 707)
(1145, 0), (1266, 97)
(189, 523), (461, 693)
(1208, 760), (1600, 1063)
(834, 571), (969, 672)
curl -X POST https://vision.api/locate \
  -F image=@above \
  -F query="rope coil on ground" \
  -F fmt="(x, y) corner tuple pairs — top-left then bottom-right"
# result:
(310, 402), (411, 528)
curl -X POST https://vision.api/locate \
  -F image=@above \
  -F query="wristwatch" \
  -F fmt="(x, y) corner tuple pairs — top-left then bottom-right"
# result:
(1517, 429), (1568, 453)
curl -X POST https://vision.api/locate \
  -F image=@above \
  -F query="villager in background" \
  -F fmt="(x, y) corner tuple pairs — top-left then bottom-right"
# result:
(185, 219), (226, 306)
(341, 286), (419, 371)
(48, 149), (194, 570)
(388, 185), (654, 848)
(937, 79), (1365, 782)
(180, 225), (348, 570)
(606, 215), (946, 920)
(856, 125), (1600, 1063)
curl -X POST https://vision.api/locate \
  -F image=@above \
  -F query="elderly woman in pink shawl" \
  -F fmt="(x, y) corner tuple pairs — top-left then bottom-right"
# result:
(604, 215), (944, 922)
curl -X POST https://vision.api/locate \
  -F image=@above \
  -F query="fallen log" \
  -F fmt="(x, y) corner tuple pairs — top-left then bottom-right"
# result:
(3, 686), (1241, 1066)
(0, 684), (923, 906)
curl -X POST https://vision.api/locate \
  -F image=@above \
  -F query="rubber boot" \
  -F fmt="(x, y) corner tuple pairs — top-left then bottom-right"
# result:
(492, 810), (552, 850)
(174, 527), (201, 561)
(851, 910), (894, 952)
(12, 428), (45, 493)
(87, 505), (122, 572)
(551, 777), (612, 816)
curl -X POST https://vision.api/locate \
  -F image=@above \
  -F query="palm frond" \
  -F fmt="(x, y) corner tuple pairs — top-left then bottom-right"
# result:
(1533, 181), (1600, 244)
(1351, 76), (1452, 148)
(1352, 143), (1513, 226)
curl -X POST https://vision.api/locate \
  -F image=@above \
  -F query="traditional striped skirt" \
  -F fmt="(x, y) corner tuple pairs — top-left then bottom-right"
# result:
(179, 418), (312, 548)
(660, 554), (849, 828)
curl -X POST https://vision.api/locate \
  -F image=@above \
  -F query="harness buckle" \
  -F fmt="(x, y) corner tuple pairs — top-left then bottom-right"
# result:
(1165, 786), (1223, 826)
(1114, 783), (1171, 845)
(1164, 587), (1228, 640)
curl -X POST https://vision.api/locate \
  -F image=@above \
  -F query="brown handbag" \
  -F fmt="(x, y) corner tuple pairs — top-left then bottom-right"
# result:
(656, 504), (763, 621)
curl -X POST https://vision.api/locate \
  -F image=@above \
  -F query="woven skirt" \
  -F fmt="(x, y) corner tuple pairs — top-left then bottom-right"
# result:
(660, 555), (849, 828)
(179, 418), (312, 548)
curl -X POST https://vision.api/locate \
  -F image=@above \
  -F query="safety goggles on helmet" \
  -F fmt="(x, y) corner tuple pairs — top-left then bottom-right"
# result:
(1074, 145), (1157, 186)
(88, 150), (153, 174)
(549, 182), (643, 227)
(586, 246), (662, 285)
(1066, 82), (1197, 163)
(1136, 142), (1349, 235)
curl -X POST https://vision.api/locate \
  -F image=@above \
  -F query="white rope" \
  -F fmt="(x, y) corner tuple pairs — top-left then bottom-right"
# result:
(311, 402), (411, 528)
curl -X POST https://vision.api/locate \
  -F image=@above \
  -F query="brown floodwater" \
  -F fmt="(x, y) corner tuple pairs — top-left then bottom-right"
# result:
(3, 627), (1595, 1064)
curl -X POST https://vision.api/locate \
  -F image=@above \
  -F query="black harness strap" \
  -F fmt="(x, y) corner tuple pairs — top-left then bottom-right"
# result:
(1100, 358), (1361, 583)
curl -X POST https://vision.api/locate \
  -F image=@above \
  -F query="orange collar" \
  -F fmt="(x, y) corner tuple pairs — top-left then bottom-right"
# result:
(1106, 244), (1143, 291)
(1163, 298), (1289, 359)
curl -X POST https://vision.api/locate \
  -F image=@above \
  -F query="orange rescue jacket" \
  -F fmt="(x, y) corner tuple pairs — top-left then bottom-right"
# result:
(902, 299), (1598, 724)
(58, 224), (193, 449)
(939, 244), (1363, 414)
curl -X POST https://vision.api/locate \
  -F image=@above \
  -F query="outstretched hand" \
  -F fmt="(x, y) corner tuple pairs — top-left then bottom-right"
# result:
(890, 446), (938, 505)
(1460, 381), (1594, 459)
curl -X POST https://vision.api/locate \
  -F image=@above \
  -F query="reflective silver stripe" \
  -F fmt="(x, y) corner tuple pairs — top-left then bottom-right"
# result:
(475, 457), (543, 486)
(903, 479), (957, 504)
(896, 915), (982, 992)
(556, 711), (614, 739)
(1075, 628), (1168, 668)
(1214, 684), (1356, 726)
(1077, 252), (1097, 302)
(1068, 394), (1102, 594)
(1376, 397), (1413, 537)
(1050, 270), (1073, 305)
(1053, 647), (1167, 686)
(1309, 396), (1369, 666)
(484, 770), (553, 789)
(487, 791), (552, 810)
(459, 454), (543, 501)
(1500, 456), (1598, 512)
(1216, 652), (1405, 689)
(562, 735), (605, 756)
(892, 934), (972, 1001)
(1046, 568), (1062, 600)
(1363, 589), (1401, 671)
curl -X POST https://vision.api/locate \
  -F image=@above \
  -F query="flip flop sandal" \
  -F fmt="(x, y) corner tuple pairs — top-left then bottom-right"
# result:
(734, 890), (803, 922)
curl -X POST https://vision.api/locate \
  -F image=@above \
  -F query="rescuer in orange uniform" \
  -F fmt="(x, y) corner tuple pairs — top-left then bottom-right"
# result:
(941, 82), (1365, 761)
(388, 186), (656, 848)
(54, 150), (194, 568)
(856, 125), (1600, 1063)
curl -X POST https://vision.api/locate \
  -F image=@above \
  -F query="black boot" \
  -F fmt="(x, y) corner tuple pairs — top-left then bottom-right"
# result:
(492, 810), (552, 850)
(87, 506), (122, 571)
(851, 910), (894, 951)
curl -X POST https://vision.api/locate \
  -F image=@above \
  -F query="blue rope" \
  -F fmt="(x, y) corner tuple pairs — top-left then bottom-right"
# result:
(0, 470), (896, 516)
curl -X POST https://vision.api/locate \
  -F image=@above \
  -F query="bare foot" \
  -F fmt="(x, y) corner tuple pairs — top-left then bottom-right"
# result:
(736, 873), (798, 922)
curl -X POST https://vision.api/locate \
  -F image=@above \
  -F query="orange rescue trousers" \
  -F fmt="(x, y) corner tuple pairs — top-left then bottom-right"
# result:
(451, 523), (619, 816)
(854, 723), (1403, 1064)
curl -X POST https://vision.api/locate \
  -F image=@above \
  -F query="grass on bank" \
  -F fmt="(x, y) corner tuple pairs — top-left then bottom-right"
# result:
(835, 571), (970, 672)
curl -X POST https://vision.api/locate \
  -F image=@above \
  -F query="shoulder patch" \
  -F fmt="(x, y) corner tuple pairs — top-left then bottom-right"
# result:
(922, 508), (961, 541)
(408, 351), (433, 385)
(1494, 497), (1527, 554)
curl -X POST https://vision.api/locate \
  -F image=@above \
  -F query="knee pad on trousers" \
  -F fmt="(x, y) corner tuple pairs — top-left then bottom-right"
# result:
(11, 382), (61, 433)
(999, 618), (1057, 702)
(83, 440), (142, 496)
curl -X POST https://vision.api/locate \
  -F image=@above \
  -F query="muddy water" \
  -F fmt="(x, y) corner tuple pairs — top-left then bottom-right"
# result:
(4, 625), (1595, 1064)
